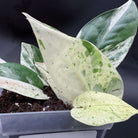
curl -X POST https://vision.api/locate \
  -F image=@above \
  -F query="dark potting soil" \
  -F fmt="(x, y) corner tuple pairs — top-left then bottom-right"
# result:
(0, 86), (72, 113)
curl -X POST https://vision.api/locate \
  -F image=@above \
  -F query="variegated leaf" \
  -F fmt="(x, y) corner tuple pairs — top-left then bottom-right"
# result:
(77, 0), (138, 68)
(0, 63), (48, 99)
(20, 42), (48, 85)
(71, 91), (138, 126)
(24, 13), (123, 104)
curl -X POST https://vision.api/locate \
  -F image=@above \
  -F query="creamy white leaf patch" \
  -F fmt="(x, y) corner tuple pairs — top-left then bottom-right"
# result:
(24, 13), (124, 104)
(0, 77), (49, 99)
(0, 58), (6, 63)
(71, 91), (138, 126)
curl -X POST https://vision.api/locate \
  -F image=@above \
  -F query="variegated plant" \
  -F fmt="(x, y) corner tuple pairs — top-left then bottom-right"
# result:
(77, 0), (138, 68)
(0, 0), (138, 126)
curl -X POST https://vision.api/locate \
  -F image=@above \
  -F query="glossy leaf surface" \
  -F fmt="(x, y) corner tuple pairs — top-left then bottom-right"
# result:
(77, 0), (138, 67)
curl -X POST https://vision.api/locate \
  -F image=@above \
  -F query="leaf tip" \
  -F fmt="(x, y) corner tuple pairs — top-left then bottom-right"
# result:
(0, 58), (6, 63)
(22, 12), (30, 19)
(22, 12), (34, 23)
(21, 42), (26, 46)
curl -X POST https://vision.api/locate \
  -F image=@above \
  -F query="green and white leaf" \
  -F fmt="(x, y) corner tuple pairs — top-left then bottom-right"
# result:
(24, 13), (123, 104)
(71, 91), (138, 126)
(20, 42), (48, 86)
(0, 63), (48, 99)
(35, 62), (60, 98)
(77, 0), (138, 68)
(0, 58), (6, 63)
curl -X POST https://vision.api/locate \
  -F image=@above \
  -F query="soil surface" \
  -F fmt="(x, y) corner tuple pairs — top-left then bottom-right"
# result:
(0, 86), (71, 113)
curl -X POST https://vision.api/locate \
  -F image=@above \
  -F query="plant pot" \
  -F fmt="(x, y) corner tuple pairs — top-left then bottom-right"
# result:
(0, 111), (113, 138)
(0, 81), (113, 138)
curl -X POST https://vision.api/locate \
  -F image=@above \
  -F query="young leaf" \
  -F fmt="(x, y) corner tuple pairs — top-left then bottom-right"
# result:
(77, 0), (138, 68)
(23, 13), (123, 104)
(20, 42), (48, 85)
(71, 91), (138, 126)
(0, 63), (48, 99)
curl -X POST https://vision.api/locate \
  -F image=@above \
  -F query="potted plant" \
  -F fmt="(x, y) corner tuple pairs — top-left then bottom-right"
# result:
(0, 0), (138, 138)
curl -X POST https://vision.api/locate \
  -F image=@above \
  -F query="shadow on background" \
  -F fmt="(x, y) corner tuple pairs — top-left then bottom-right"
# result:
(0, 0), (138, 137)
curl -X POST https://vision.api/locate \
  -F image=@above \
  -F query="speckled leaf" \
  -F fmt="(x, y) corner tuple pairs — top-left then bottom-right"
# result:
(0, 63), (48, 99)
(77, 0), (138, 68)
(71, 91), (138, 126)
(20, 42), (48, 85)
(0, 58), (6, 63)
(24, 13), (123, 104)
(35, 62), (60, 98)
